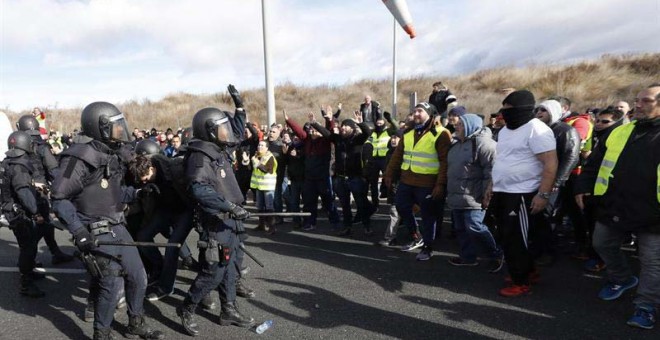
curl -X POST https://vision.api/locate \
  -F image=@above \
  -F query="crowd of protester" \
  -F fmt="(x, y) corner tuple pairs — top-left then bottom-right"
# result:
(2, 81), (659, 333)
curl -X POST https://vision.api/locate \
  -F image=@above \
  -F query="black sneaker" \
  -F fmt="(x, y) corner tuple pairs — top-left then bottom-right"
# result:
(20, 283), (45, 298)
(146, 288), (172, 302)
(401, 239), (424, 252)
(447, 257), (479, 267)
(487, 256), (505, 273)
(337, 228), (352, 236)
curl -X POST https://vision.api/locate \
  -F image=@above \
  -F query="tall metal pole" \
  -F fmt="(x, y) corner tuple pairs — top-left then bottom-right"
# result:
(261, 0), (275, 126)
(392, 17), (397, 119)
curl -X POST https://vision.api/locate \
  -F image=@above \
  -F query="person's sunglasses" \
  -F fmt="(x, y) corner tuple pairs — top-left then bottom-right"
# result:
(596, 119), (612, 124)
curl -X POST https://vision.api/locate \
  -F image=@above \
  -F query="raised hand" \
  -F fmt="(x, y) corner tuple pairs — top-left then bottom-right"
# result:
(227, 84), (243, 108)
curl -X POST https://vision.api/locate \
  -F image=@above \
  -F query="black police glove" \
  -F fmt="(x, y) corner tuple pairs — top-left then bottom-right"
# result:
(137, 183), (160, 198)
(73, 228), (96, 253)
(227, 202), (250, 220)
(383, 111), (392, 122)
(227, 84), (243, 109)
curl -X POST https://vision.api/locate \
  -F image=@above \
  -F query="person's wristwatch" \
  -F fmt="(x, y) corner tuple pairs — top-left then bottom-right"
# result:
(537, 192), (551, 199)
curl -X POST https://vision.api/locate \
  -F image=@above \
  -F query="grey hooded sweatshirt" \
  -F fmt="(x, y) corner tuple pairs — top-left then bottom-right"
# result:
(446, 114), (496, 210)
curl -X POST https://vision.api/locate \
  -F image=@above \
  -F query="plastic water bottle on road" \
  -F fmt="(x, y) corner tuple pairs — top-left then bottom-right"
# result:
(255, 320), (273, 334)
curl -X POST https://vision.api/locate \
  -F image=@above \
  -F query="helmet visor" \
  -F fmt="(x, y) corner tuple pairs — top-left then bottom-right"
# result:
(108, 114), (130, 143)
(210, 116), (238, 145)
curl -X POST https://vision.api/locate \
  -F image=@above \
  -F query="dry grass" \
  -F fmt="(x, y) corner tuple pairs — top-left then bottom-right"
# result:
(5, 53), (659, 132)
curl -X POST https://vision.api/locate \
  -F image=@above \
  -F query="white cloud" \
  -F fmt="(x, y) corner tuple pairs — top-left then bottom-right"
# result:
(1, 0), (658, 110)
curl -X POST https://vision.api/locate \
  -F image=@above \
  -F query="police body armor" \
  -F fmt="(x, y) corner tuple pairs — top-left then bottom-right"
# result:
(60, 142), (125, 224)
(186, 140), (244, 206)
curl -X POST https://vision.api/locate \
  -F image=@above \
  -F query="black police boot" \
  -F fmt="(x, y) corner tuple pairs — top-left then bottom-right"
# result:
(93, 328), (116, 340)
(236, 279), (255, 299)
(20, 275), (45, 298)
(176, 300), (199, 337)
(219, 301), (255, 328)
(126, 315), (164, 339)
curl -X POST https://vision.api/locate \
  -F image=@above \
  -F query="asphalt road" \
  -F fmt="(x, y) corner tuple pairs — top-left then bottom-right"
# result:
(0, 207), (654, 340)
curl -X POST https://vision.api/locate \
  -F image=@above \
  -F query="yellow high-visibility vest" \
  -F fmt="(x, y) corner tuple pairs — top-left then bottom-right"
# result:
(594, 121), (660, 203)
(368, 131), (390, 157)
(401, 128), (443, 175)
(250, 153), (278, 191)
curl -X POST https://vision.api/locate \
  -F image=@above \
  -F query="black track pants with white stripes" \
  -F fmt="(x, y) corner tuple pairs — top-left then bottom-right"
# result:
(492, 192), (544, 286)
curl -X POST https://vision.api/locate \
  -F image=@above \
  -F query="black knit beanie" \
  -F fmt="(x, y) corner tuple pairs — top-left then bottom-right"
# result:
(502, 90), (535, 109)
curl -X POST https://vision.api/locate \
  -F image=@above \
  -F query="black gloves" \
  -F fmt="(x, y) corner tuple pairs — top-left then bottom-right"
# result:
(138, 183), (160, 198)
(383, 111), (392, 122)
(73, 228), (96, 253)
(227, 202), (250, 220)
(227, 84), (243, 109)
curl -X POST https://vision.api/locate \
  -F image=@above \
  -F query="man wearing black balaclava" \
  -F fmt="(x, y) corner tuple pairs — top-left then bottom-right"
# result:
(484, 90), (558, 297)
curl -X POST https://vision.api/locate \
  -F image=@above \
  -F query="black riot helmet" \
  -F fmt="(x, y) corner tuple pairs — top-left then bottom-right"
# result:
(80, 102), (130, 144)
(7, 131), (34, 155)
(16, 115), (41, 136)
(191, 108), (238, 146)
(135, 139), (161, 156)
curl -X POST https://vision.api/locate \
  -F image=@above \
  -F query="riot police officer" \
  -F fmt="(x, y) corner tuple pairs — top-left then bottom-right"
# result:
(177, 85), (255, 336)
(1, 131), (45, 297)
(16, 115), (75, 264)
(50, 102), (163, 340)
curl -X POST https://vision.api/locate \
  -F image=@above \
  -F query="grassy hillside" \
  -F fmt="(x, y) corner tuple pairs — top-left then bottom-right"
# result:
(5, 53), (659, 133)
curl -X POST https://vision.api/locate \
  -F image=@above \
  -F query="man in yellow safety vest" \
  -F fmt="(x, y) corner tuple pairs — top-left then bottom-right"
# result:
(575, 83), (660, 330)
(384, 102), (451, 261)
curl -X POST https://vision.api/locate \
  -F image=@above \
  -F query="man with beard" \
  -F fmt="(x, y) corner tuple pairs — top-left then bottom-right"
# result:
(575, 84), (660, 329)
(384, 102), (451, 261)
(485, 90), (557, 297)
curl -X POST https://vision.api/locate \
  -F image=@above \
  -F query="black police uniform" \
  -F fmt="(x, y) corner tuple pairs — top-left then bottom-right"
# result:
(30, 136), (74, 262)
(50, 102), (162, 340)
(2, 146), (44, 297)
(177, 98), (254, 336)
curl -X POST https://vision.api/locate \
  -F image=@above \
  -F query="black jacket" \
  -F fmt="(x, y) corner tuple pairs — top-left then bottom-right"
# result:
(330, 122), (371, 178)
(3, 151), (39, 216)
(575, 118), (660, 232)
(550, 121), (581, 187)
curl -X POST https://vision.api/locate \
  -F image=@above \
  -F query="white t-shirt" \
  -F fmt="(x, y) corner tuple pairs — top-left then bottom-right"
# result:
(492, 118), (555, 193)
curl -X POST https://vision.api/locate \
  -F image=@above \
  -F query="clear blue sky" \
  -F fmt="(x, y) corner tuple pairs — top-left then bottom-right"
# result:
(1, 0), (658, 111)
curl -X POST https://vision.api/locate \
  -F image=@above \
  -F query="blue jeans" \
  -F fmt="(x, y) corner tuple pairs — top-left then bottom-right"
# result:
(593, 222), (660, 307)
(256, 190), (275, 211)
(395, 183), (442, 247)
(333, 176), (372, 228)
(452, 209), (502, 262)
(287, 180), (304, 223)
(274, 174), (288, 212)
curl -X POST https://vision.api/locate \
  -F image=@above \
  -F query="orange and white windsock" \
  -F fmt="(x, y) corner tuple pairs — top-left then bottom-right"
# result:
(382, 0), (416, 39)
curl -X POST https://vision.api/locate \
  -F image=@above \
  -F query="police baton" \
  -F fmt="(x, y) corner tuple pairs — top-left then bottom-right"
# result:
(239, 243), (264, 268)
(248, 212), (311, 218)
(96, 241), (181, 248)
